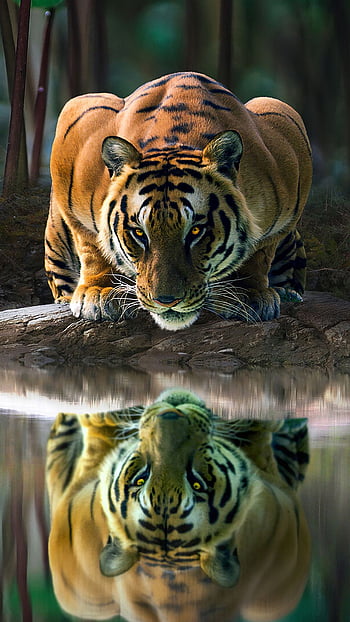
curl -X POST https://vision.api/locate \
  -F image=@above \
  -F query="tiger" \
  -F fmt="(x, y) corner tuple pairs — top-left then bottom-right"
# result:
(46, 389), (310, 622)
(45, 71), (312, 331)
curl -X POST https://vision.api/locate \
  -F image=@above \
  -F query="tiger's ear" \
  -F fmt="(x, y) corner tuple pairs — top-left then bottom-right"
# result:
(203, 130), (243, 175)
(200, 542), (240, 588)
(99, 536), (139, 576)
(102, 136), (142, 176)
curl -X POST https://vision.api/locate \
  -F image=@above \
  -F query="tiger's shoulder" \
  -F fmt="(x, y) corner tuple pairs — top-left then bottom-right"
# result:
(245, 95), (311, 160)
(50, 92), (125, 188)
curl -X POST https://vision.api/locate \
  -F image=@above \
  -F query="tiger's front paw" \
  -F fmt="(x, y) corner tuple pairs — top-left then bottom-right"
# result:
(78, 411), (122, 446)
(79, 411), (121, 428)
(49, 412), (79, 437)
(273, 286), (303, 303)
(70, 285), (123, 321)
(208, 287), (280, 322)
(245, 287), (281, 321)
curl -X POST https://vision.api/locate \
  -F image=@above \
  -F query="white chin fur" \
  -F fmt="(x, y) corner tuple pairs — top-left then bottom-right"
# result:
(150, 310), (200, 331)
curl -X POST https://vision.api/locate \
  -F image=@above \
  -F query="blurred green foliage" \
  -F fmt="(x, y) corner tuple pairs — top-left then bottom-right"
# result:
(12, 0), (64, 5)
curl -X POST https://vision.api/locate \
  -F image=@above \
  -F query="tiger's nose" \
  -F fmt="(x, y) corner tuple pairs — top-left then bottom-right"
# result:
(153, 295), (183, 307)
(158, 409), (183, 419)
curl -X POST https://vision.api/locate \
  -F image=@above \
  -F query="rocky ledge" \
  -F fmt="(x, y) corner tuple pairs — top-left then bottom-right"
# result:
(0, 292), (349, 372)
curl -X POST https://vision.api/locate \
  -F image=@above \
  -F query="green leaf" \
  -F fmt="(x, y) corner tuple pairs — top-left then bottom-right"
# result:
(12, 0), (64, 7)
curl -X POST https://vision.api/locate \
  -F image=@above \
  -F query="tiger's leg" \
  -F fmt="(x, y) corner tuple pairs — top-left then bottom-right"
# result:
(75, 410), (124, 475)
(46, 194), (135, 321)
(268, 230), (306, 302)
(237, 241), (282, 320)
(45, 197), (80, 303)
(68, 231), (118, 321)
(75, 407), (144, 476)
(46, 413), (84, 511)
(69, 228), (139, 322)
(46, 411), (124, 512)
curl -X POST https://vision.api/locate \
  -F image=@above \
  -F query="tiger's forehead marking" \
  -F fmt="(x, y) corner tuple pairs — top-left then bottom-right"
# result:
(122, 151), (210, 228)
(136, 193), (198, 232)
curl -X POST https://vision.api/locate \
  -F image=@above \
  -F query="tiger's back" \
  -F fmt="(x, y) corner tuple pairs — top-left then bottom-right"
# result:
(50, 73), (310, 232)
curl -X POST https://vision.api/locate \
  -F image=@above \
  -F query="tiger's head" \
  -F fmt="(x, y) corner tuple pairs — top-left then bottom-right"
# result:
(99, 132), (261, 330)
(99, 389), (255, 588)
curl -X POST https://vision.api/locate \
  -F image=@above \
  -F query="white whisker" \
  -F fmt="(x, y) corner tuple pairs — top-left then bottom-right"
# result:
(110, 272), (137, 286)
(104, 274), (141, 319)
(206, 279), (261, 323)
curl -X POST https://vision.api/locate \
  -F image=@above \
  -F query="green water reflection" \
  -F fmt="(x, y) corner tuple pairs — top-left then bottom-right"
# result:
(0, 366), (349, 622)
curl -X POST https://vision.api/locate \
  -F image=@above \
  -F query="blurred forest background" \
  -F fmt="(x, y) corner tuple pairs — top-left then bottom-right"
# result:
(0, 0), (350, 307)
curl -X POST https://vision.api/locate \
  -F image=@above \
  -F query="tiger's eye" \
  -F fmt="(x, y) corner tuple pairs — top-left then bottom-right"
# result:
(191, 226), (201, 236)
(136, 477), (145, 486)
(135, 228), (144, 237)
(192, 481), (202, 491)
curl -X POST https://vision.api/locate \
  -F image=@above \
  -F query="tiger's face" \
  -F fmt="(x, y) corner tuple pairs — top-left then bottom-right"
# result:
(99, 390), (253, 587)
(99, 132), (261, 330)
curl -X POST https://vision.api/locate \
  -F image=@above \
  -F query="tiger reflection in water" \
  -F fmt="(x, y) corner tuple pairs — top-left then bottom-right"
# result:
(46, 389), (310, 622)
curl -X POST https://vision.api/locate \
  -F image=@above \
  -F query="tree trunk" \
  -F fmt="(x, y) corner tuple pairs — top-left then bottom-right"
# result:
(30, 9), (55, 184)
(330, 0), (350, 174)
(217, 0), (233, 88)
(1, 0), (29, 195)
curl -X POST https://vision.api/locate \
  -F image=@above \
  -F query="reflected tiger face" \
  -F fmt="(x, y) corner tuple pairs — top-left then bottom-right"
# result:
(99, 390), (253, 587)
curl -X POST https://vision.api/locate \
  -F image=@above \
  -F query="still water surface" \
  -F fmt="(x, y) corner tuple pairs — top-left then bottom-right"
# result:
(1, 365), (349, 622)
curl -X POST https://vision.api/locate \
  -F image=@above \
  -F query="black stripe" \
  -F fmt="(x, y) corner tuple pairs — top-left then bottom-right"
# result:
(139, 519), (158, 531)
(293, 179), (302, 218)
(89, 193), (99, 233)
(183, 167), (202, 180)
(162, 103), (189, 113)
(68, 166), (74, 213)
(224, 496), (240, 524)
(211, 210), (231, 258)
(108, 463), (117, 512)
(174, 157), (202, 165)
(61, 218), (76, 256)
(270, 260), (295, 276)
(62, 460), (76, 491)
(90, 480), (100, 520)
(49, 425), (79, 439)
(48, 270), (76, 285)
(224, 194), (241, 229)
(45, 236), (64, 259)
(171, 123), (193, 134)
(64, 105), (121, 139)
(45, 255), (71, 271)
(136, 104), (159, 114)
(177, 182), (195, 193)
(68, 498), (74, 546)
(208, 86), (241, 102)
(137, 169), (166, 183)
(274, 239), (297, 260)
(202, 99), (231, 112)
(174, 522), (193, 533)
(107, 200), (117, 251)
(121, 490), (129, 519)
(139, 136), (159, 149)
(164, 135), (179, 145)
(180, 537), (201, 548)
(139, 182), (161, 195)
